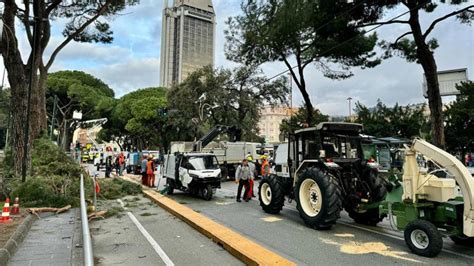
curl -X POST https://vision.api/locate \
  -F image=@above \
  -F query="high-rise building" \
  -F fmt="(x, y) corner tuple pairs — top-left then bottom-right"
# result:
(160, 0), (215, 88)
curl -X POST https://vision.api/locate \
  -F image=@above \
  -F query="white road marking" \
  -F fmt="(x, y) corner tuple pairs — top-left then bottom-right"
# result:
(117, 199), (174, 265)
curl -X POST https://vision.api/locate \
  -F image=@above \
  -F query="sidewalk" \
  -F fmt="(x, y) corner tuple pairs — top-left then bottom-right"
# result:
(9, 209), (82, 266)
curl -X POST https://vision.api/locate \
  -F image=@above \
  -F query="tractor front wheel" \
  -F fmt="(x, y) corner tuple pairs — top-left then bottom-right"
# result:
(404, 219), (443, 257)
(295, 168), (342, 230)
(259, 175), (285, 214)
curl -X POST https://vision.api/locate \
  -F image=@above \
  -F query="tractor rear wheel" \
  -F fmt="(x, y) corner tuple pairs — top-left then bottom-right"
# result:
(346, 208), (383, 226)
(450, 234), (474, 247)
(258, 175), (285, 214)
(295, 168), (342, 230)
(347, 170), (387, 226)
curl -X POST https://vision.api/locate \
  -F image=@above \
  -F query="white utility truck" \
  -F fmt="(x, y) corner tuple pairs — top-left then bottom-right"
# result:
(162, 152), (221, 200)
(170, 125), (260, 180)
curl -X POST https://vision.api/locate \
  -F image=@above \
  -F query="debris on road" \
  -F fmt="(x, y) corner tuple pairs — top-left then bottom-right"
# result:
(25, 204), (71, 216)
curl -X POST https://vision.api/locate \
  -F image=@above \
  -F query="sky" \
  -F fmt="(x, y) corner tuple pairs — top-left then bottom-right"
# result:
(2, 0), (473, 116)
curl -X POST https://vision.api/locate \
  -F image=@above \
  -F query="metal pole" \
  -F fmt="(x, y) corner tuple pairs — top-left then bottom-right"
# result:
(50, 95), (58, 140)
(80, 174), (94, 266)
(21, 18), (38, 182)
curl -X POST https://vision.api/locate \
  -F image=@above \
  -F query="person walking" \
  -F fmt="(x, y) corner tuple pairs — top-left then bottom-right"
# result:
(118, 152), (125, 176)
(114, 154), (120, 176)
(105, 155), (113, 178)
(235, 159), (254, 202)
(246, 155), (257, 198)
(141, 155), (148, 185)
(146, 155), (155, 187)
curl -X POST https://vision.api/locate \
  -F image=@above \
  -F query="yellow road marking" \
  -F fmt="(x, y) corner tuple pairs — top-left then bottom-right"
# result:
(121, 175), (295, 266)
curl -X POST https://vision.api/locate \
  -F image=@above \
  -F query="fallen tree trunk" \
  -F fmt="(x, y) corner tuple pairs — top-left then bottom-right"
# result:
(26, 205), (72, 215)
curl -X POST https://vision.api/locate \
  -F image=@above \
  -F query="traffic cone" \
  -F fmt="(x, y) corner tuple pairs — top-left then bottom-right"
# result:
(1, 198), (11, 222)
(11, 197), (20, 215)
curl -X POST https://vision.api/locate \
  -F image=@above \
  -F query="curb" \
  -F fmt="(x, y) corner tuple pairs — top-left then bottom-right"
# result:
(121, 175), (295, 265)
(0, 214), (37, 266)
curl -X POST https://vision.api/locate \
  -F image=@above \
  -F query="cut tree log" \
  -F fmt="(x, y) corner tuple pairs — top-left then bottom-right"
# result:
(88, 210), (107, 221)
(26, 205), (72, 216)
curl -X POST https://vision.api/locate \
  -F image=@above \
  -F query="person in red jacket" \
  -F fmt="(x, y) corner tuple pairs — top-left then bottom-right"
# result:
(118, 152), (125, 176)
(146, 155), (155, 187)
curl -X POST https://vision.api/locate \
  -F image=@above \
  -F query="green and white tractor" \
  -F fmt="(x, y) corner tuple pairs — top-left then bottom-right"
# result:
(259, 122), (474, 257)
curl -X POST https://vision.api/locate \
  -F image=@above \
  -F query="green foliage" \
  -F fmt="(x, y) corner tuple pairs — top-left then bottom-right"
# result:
(225, 0), (380, 125)
(444, 81), (474, 151)
(52, 0), (140, 45)
(226, 0), (380, 71)
(280, 107), (329, 137)
(168, 65), (288, 142)
(5, 138), (92, 206)
(10, 175), (92, 207)
(47, 70), (115, 120)
(30, 138), (82, 178)
(99, 87), (167, 150)
(97, 178), (141, 200)
(354, 100), (429, 139)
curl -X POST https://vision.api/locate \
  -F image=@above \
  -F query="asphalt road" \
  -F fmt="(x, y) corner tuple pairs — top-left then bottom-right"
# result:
(87, 164), (474, 265)
(162, 180), (474, 265)
(86, 164), (241, 266)
(90, 195), (241, 266)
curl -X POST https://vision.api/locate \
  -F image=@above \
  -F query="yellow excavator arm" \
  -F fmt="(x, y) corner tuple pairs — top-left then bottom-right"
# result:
(403, 139), (474, 237)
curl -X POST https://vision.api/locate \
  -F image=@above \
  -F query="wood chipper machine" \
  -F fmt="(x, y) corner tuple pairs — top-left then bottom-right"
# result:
(380, 138), (474, 257)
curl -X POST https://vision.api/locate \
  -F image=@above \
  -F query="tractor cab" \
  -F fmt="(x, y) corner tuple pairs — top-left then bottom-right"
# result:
(288, 122), (367, 177)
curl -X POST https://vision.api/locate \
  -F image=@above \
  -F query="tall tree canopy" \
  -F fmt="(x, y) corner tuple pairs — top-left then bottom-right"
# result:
(99, 87), (167, 151)
(225, 0), (380, 126)
(444, 81), (474, 153)
(354, 100), (429, 139)
(0, 0), (138, 176)
(46, 70), (115, 150)
(168, 65), (289, 142)
(352, 0), (473, 147)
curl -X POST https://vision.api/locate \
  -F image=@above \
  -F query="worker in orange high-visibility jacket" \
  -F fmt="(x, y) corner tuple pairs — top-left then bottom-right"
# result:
(260, 155), (270, 177)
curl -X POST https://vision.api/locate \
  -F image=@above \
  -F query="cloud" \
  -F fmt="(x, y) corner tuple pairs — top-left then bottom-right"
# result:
(84, 58), (160, 97)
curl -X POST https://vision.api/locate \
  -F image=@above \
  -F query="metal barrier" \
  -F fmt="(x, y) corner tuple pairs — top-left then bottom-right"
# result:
(80, 173), (94, 266)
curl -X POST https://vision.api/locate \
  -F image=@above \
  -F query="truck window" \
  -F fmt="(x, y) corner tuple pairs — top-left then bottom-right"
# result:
(186, 156), (219, 170)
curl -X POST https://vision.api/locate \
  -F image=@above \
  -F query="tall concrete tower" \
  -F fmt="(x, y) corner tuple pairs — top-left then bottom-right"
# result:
(160, 0), (216, 88)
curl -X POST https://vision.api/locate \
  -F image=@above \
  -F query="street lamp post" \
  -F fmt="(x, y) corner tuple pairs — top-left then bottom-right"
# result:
(347, 97), (353, 121)
(199, 103), (219, 121)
